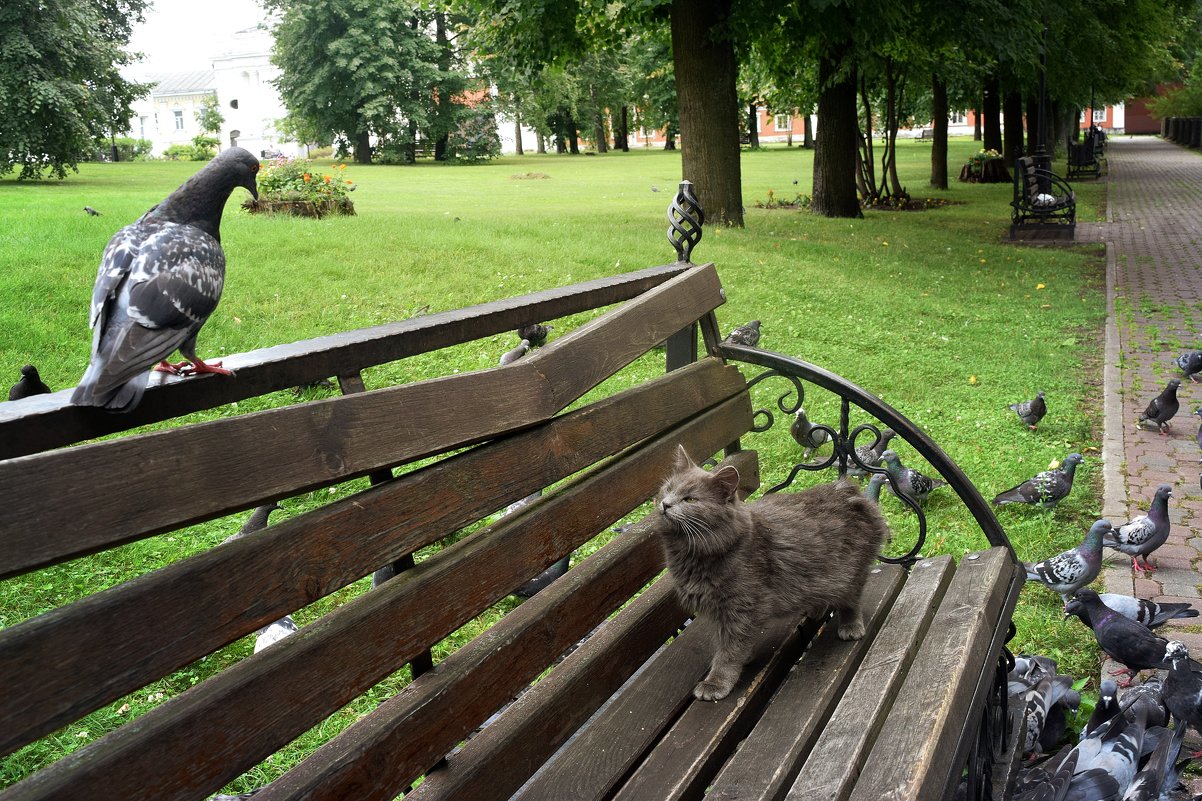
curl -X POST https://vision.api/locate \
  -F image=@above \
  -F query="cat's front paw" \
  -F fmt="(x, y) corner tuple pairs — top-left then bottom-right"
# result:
(837, 620), (865, 640)
(693, 679), (733, 702)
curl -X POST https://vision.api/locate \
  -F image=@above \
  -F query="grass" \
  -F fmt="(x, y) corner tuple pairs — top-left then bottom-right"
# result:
(0, 139), (1110, 790)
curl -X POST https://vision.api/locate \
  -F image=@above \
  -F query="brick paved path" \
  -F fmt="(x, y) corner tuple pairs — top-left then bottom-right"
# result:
(1077, 136), (1202, 664)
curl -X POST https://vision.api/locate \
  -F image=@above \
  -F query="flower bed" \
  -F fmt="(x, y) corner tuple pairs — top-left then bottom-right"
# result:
(245, 157), (356, 218)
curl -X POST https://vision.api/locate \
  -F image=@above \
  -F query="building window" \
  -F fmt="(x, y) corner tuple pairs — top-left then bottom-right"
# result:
(139, 116), (148, 138)
(173, 109), (184, 130)
(773, 113), (790, 131)
(1093, 108), (1107, 123)
(950, 111), (966, 124)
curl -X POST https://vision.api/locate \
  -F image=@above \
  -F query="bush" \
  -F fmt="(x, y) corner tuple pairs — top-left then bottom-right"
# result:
(162, 144), (197, 161)
(191, 134), (219, 161)
(256, 157), (354, 202)
(448, 104), (501, 164)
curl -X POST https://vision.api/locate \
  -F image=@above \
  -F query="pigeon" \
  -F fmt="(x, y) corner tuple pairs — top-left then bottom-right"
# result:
(1136, 379), (1181, 435)
(221, 502), (295, 653)
(992, 453), (1083, 509)
(1065, 591), (1199, 686)
(1175, 350), (1202, 383)
(1103, 484), (1173, 576)
(516, 323), (552, 347)
(1024, 672), (1077, 753)
(1195, 408), (1202, 462)
(8, 364), (51, 400)
(1084, 679), (1121, 739)
(1025, 520), (1109, 604)
(1121, 720), (1185, 801)
(790, 406), (831, 460)
(880, 449), (946, 505)
(84, 206), (102, 216)
(846, 428), (896, 477)
(1010, 391), (1048, 430)
(863, 473), (886, 504)
(499, 488), (571, 598)
(723, 319), (761, 346)
(499, 339), (530, 365)
(1123, 676), (1169, 730)
(1075, 703), (1153, 796)
(70, 147), (261, 411)
(1093, 593), (1199, 630)
(1011, 745), (1120, 801)
(1163, 641), (1202, 757)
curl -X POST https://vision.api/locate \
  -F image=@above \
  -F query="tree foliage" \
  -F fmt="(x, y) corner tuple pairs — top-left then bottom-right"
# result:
(0, 0), (150, 179)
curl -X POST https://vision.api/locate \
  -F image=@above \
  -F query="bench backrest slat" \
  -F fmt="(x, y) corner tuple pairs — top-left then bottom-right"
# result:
(0, 358), (748, 757)
(0, 264), (692, 460)
(0, 265), (726, 579)
(5, 395), (754, 801)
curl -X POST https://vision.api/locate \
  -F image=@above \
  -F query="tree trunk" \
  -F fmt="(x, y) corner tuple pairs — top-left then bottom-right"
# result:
(747, 103), (759, 147)
(568, 120), (580, 154)
(536, 135), (546, 154)
(930, 73), (948, 189)
(973, 108), (981, 140)
(590, 84), (608, 152)
(857, 72), (877, 202)
(812, 52), (861, 218)
(433, 12), (451, 161)
(664, 125), (677, 150)
(982, 76), (1002, 152)
(802, 113), (813, 148)
(670, 0), (743, 226)
(618, 105), (630, 151)
(1002, 90), (1023, 166)
(355, 129), (372, 164)
(513, 112), (524, 156)
(883, 60), (906, 199)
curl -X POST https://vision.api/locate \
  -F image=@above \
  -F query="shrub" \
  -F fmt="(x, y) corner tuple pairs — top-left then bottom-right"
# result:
(191, 134), (219, 161)
(256, 157), (355, 203)
(162, 144), (197, 161)
(448, 104), (501, 164)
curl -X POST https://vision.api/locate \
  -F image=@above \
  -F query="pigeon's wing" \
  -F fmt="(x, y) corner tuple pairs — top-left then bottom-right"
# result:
(88, 223), (145, 336)
(1113, 516), (1155, 548)
(124, 223), (226, 330)
(1011, 399), (1033, 417)
(1030, 550), (1087, 588)
(1095, 616), (1172, 671)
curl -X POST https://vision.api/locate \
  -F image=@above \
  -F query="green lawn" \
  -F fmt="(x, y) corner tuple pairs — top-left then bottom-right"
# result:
(0, 140), (1109, 791)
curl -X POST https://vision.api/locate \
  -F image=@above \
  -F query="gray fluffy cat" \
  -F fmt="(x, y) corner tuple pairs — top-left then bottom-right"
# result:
(657, 445), (889, 701)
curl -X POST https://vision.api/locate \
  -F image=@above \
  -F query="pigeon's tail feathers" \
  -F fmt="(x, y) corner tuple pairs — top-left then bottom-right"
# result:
(70, 366), (148, 412)
(1102, 529), (1121, 548)
(1023, 562), (1042, 582)
(1150, 603), (1199, 628)
(994, 485), (1027, 506)
(1065, 768), (1120, 801)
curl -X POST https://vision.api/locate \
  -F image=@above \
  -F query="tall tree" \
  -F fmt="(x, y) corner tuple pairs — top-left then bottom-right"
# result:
(0, 0), (149, 179)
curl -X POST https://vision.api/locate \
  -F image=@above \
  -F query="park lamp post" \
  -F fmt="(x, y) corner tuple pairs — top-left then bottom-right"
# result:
(1033, 20), (1052, 188)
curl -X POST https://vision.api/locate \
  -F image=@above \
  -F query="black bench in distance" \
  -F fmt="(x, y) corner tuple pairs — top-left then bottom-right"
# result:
(0, 184), (1024, 801)
(1011, 155), (1076, 239)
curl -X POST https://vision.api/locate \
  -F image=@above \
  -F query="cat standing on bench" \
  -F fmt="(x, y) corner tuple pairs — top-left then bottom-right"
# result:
(656, 445), (888, 701)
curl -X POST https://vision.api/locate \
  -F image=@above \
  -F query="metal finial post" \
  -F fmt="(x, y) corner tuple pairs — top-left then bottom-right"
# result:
(666, 180), (704, 263)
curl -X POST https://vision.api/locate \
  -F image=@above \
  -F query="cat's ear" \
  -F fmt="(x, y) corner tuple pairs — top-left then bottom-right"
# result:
(712, 465), (741, 501)
(674, 444), (694, 471)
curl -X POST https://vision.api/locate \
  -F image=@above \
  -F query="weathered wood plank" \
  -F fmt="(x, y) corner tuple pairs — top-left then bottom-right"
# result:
(407, 450), (759, 801)
(0, 359), (748, 758)
(847, 548), (1015, 801)
(701, 565), (907, 801)
(0, 264), (695, 460)
(258, 509), (669, 800)
(0, 266), (726, 579)
(0, 397), (751, 801)
(785, 556), (956, 801)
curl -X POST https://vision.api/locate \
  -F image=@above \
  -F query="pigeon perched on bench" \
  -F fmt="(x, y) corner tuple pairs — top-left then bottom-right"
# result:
(1175, 350), (1202, 383)
(71, 147), (261, 411)
(1009, 391), (1047, 431)
(992, 453), (1083, 509)
(1136, 379), (1181, 435)
(723, 319), (760, 346)
(1102, 484), (1172, 576)
(880, 449), (946, 506)
(1065, 590), (1201, 686)
(1024, 520), (1108, 604)
(8, 364), (51, 400)
(846, 428), (895, 477)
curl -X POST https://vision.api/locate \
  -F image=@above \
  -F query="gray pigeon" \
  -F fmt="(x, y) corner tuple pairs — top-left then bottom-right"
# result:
(516, 323), (552, 347)
(723, 319), (761, 346)
(221, 503), (294, 653)
(1010, 745), (1119, 801)
(1084, 679), (1120, 739)
(500, 489), (572, 598)
(846, 428), (896, 477)
(1163, 641), (1202, 759)
(71, 148), (261, 411)
(1096, 593), (1198, 630)
(1120, 719), (1185, 801)
(992, 453), (1083, 509)
(1010, 391), (1047, 430)
(1025, 520), (1109, 604)
(1065, 590), (1199, 686)
(84, 205), (101, 216)
(499, 339), (530, 365)
(1074, 704), (1153, 796)
(1137, 379), (1181, 435)
(8, 364), (51, 400)
(791, 406), (831, 460)
(1103, 484), (1173, 576)
(1175, 350), (1202, 383)
(863, 473), (886, 504)
(880, 449), (946, 505)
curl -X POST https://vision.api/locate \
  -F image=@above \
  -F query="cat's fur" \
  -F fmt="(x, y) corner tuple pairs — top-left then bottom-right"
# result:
(656, 445), (888, 701)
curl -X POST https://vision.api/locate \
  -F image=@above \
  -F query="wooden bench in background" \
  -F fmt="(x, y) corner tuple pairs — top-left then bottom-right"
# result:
(1010, 155), (1077, 240)
(0, 184), (1023, 801)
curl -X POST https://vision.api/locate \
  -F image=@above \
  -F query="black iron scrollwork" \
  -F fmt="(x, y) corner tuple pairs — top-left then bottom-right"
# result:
(667, 180), (704, 263)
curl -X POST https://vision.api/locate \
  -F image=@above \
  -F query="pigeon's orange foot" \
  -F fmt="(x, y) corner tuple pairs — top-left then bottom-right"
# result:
(154, 360), (189, 375)
(181, 358), (233, 377)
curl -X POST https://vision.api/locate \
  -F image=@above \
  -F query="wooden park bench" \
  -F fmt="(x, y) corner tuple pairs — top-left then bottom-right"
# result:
(0, 184), (1024, 801)
(916, 128), (934, 142)
(1010, 155), (1076, 239)
(1066, 128), (1107, 180)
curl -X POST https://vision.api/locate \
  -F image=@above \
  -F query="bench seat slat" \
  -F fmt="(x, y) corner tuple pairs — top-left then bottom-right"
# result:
(848, 547), (1018, 801)
(0, 359), (749, 759)
(704, 565), (906, 801)
(0, 265), (726, 580)
(784, 555), (956, 801)
(0, 263), (694, 461)
(619, 564), (907, 801)
(0, 397), (753, 801)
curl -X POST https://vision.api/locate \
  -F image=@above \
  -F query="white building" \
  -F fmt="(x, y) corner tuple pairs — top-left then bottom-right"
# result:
(127, 70), (217, 156)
